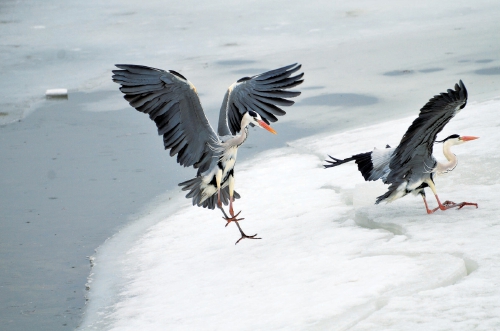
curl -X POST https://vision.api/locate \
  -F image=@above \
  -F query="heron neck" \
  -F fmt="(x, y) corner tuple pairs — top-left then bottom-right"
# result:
(232, 115), (252, 146)
(234, 127), (248, 147)
(436, 140), (457, 174)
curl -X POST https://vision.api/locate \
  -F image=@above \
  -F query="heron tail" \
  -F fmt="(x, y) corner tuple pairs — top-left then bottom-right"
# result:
(324, 152), (373, 178)
(178, 177), (241, 210)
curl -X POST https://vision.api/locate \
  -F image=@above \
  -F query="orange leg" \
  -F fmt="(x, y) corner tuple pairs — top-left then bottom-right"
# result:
(423, 182), (478, 214)
(421, 194), (436, 214)
(422, 193), (478, 214)
(224, 174), (260, 244)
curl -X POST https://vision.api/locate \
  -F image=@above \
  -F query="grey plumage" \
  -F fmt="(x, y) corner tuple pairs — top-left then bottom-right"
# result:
(113, 64), (218, 176)
(325, 81), (469, 206)
(217, 63), (303, 136)
(113, 63), (303, 210)
(325, 145), (393, 183)
(377, 80), (467, 203)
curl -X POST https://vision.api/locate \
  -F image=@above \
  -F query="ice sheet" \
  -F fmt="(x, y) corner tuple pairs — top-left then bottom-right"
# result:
(2, 0), (500, 126)
(81, 93), (500, 330)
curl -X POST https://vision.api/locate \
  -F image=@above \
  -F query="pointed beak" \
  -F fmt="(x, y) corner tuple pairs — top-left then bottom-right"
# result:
(461, 136), (479, 141)
(257, 119), (277, 135)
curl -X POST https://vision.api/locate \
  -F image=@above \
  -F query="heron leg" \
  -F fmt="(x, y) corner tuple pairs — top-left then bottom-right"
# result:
(228, 173), (237, 217)
(421, 192), (436, 214)
(216, 169), (223, 208)
(427, 181), (449, 211)
(223, 172), (243, 226)
(225, 173), (261, 244)
(214, 169), (240, 220)
(426, 182), (478, 212)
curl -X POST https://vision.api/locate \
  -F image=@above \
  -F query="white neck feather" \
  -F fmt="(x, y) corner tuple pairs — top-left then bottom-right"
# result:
(222, 116), (250, 149)
(233, 127), (248, 147)
(435, 139), (458, 174)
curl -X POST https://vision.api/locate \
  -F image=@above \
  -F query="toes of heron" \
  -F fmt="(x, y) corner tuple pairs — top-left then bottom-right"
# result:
(457, 202), (478, 210)
(231, 210), (242, 218)
(224, 217), (245, 227)
(235, 234), (261, 245)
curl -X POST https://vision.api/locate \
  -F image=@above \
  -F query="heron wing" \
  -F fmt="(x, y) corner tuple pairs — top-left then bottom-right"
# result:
(378, 80), (468, 202)
(217, 63), (304, 136)
(112, 64), (220, 175)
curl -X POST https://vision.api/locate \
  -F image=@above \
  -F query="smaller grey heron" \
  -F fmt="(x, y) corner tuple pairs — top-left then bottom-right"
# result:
(325, 80), (478, 214)
(113, 63), (303, 243)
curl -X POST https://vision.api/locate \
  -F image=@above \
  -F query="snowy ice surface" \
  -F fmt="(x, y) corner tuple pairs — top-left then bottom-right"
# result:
(81, 96), (500, 330)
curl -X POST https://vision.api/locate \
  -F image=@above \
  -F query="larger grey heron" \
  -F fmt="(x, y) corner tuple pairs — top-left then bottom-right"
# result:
(325, 80), (478, 214)
(112, 63), (303, 243)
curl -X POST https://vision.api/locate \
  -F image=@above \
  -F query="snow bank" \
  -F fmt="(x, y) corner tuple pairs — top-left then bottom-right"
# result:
(81, 97), (500, 330)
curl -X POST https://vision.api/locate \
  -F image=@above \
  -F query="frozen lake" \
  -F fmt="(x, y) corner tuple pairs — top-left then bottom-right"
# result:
(0, 0), (499, 330)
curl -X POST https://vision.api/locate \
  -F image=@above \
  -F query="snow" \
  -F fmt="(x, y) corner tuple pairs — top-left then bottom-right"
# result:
(81, 96), (500, 330)
(2, 0), (500, 329)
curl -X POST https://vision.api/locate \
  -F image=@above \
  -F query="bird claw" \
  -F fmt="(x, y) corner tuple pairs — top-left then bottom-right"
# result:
(233, 218), (261, 245)
(455, 202), (478, 210)
(224, 217), (245, 227)
(217, 207), (262, 244)
(440, 201), (478, 210)
(235, 232), (261, 245)
(223, 210), (243, 227)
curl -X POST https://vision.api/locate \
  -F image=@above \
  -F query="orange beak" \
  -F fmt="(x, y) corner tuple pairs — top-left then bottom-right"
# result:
(257, 120), (277, 135)
(461, 136), (479, 141)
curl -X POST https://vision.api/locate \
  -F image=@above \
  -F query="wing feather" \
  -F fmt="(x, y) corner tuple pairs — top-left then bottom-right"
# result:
(113, 64), (220, 175)
(253, 95), (295, 106)
(391, 80), (467, 169)
(253, 90), (301, 98)
(250, 98), (286, 116)
(255, 63), (301, 81)
(217, 64), (304, 136)
(379, 80), (468, 202)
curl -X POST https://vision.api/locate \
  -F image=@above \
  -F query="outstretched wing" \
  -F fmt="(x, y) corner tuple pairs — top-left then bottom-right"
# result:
(112, 64), (219, 175)
(217, 63), (304, 136)
(377, 80), (468, 202)
(391, 80), (468, 168)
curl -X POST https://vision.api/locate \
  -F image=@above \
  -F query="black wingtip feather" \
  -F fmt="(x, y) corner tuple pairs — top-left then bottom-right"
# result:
(324, 155), (356, 168)
(169, 70), (187, 80)
(419, 80), (467, 114)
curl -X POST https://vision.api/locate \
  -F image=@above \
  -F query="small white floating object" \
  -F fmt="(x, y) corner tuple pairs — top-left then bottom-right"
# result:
(45, 89), (68, 98)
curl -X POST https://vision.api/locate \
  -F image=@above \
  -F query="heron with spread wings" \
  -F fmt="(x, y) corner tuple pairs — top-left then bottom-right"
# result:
(325, 80), (478, 214)
(113, 63), (303, 243)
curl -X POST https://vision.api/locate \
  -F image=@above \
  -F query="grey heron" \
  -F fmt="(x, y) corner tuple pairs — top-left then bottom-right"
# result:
(112, 63), (303, 243)
(325, 80), (479, 214)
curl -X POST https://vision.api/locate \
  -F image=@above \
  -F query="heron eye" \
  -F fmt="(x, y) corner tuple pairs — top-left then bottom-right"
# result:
(248, 110), (257, 118)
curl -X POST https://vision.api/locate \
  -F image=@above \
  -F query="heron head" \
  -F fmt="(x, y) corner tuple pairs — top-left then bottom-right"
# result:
(245, 110), (277, 134)
(436, 134), (479, 145)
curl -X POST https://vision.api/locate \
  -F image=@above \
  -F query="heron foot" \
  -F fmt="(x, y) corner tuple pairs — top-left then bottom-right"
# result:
(217, 206), (261, 244)
(453, 201), (478, 210)
(233, 220), (261, 245)
(223, 210), (243, 227)
(433, 201), (478, 213)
